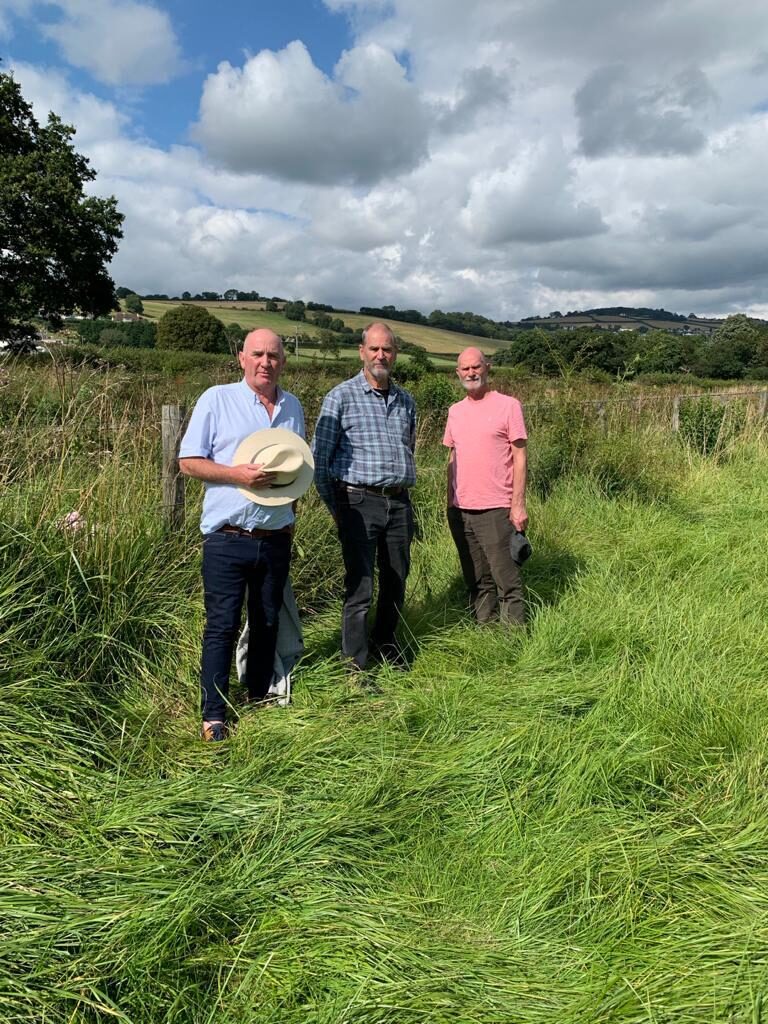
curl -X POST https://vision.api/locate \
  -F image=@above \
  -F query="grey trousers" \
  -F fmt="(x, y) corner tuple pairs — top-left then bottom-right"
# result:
(447, 506), (525, 625)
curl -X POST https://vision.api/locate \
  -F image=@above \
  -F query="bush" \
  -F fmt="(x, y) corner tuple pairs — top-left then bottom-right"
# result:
(397, 345), (435, 383)
(530, 403), (592, 498)
(60, 343), (235, 375)
(156, 304), (227, 353)
(678, 396), (747, 456)
(225, 322), (247, 348)
(123, 293), (144, 314)
(586, 432), (675, 501)
(70, 318), (156, 348)
(411, 373), (457, 416)
(284, 301), (306, 322)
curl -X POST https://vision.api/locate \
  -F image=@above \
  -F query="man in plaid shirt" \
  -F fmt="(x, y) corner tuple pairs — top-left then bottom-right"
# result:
(312, 322), (417, 672)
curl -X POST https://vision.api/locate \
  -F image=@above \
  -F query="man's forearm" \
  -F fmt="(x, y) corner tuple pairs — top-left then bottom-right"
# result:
(511, 457), (527, 508)
(179, 457), (275, 490)
(510, 443), (528, 529)
(179, 457), (238, 485)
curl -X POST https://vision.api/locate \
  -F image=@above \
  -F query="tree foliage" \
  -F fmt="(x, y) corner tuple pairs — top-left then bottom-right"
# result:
(0, 70), (123, 343)
(225, 321), (247, 348)
(156, 304), (227, 353)
(123, 293), (144, 314)
(69, 317), (156, 349)
(284, 300), (306, 322)
(318, 329), (340, 358)
(492, 319), (768, 381)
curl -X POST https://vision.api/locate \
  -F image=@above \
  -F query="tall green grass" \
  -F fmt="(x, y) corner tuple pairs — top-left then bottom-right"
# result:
(2, 360), (768, 1021)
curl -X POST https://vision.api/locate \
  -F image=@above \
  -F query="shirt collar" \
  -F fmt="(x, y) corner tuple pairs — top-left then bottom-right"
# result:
(239, 378), (283, 405)
(357, 369), (398, 397)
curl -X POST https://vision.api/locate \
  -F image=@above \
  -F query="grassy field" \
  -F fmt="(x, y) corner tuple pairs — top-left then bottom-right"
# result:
(141, 300), (322, 339)
(2, 357), (768, 1021)
(141, 300), (500, 356)
(322, 310), (505, 354)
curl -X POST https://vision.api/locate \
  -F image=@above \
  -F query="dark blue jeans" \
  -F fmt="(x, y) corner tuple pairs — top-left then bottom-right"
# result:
(200, 530), (292, 721)
(336, 487), (414, 669)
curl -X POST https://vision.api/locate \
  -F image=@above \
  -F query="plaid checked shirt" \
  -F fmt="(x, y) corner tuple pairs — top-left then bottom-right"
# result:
(311, 370), (417, 511)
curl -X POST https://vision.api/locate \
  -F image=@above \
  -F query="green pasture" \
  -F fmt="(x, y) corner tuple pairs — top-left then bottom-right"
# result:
(2, 358), (768, 1021)
(326, 310), (504, 354)
(141, 299), (323, 339)
(141, 300), (497, 357)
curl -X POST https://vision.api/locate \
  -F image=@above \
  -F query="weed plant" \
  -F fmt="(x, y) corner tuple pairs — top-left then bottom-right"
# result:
(1, 363), (768, 1021)
(678, 395), (749, 456)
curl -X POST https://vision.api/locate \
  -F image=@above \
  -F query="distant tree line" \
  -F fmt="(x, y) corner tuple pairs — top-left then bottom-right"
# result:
(96, 287), (768, 381)
(68, 318), (157, 349)
(495, 316), (768, 380)
(521, 307), (688, 323)
(117, 286), (288, 303)
(67, 307), (247, 352)
(359, 305), (517, 341)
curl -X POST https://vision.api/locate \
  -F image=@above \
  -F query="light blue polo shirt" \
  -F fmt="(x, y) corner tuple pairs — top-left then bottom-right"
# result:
(179, 378), (306, 535)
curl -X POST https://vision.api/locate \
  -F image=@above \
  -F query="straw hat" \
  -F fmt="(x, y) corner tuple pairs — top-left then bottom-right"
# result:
(231, 427), (314, 506)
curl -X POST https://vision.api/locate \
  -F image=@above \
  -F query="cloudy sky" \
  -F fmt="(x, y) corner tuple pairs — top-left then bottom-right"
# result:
(4, 0), (768, 319)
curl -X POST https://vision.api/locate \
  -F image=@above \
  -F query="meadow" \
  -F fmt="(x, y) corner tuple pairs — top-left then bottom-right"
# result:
(2, 353), (768, 1022)
(141, 300), (500, 356)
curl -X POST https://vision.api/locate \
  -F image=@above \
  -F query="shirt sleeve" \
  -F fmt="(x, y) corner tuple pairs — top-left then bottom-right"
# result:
(178, 389), (215, 459)
(311, 388), (343, 512)
(409, 394), (417, 453)
(294, 399), (306, 441)
(442, 407), (455, 447)
(507, 398), (528, 443)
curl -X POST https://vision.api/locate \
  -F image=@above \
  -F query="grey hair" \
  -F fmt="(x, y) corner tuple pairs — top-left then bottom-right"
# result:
(361, 321), (398, 348)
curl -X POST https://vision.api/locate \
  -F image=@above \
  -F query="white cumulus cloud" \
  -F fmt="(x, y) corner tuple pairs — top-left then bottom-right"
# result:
(193, 40), (430, 186)
(29, 0), (182, 85)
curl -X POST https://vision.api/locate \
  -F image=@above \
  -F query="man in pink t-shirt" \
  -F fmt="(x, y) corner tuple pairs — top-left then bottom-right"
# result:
(443, 347), (528, 625)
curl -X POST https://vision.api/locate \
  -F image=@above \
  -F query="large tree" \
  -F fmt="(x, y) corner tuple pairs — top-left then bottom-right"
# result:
(0, 70), (124, 344)
(156, 304), (227, 353)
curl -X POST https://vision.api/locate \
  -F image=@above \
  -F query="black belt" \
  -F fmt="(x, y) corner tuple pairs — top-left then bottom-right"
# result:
(218, 525), (292, 538)
(338, 482), (407, 497)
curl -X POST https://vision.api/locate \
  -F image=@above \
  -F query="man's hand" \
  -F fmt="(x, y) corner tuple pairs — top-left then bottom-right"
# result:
(510, 504), (528, 532)
(229, 462), (276, 488)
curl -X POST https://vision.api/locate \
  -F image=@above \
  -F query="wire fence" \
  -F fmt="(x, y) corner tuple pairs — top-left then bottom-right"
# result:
(522, 386), (768, 433)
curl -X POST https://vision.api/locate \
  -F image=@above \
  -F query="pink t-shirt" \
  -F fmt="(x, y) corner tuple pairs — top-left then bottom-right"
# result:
(443, 390), (527, 510)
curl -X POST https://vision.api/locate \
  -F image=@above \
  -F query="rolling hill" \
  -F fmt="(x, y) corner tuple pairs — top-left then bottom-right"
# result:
(140, 300), (505, 357)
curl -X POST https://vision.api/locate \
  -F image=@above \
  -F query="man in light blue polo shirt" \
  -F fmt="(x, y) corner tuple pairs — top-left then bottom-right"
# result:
(179, 328), (305, 741)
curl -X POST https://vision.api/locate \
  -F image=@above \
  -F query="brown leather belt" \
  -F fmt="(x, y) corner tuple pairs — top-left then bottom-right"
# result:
(217, 524), (292, 539)
(339, 482), (406, 497)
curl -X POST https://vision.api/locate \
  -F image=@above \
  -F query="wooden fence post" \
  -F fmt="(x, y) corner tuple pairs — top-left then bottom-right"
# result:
(162, 403), (187, 529)
(671, 396), (681, 433)
(595, 401), (606, 432)
(759, 390), (768, 419)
